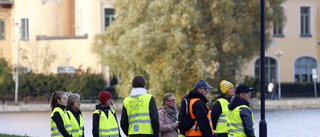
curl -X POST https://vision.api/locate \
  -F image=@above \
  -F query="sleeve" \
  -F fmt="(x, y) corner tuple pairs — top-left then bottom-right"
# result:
(240, 108), (255, 137)
(149, 96), (160, 137)
(92, 113), (100, 137)
(193, 101), (214, 137)
(211, 101), (222, 130)
(82, 114), (85, 137)
(120, 105), (129, 136)
(159, 109), (177, 133)
(113, 112), (122, 137)
(51, 112), (72, 137)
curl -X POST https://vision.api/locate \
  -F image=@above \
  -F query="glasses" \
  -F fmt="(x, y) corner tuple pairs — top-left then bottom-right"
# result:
(200, 88), (209, 91)
(167, 99), (176, 103)
(244, 92), (251, 95)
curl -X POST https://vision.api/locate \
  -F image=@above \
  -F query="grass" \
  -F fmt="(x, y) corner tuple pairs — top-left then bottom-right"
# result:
(0, 134), (28, 137)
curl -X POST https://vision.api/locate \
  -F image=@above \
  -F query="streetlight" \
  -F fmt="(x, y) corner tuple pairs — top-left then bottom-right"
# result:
(65, 54), (71, 73)
(14, 22), (22, 105)
(259, 0), (267, 136)
(275, 49), (283, 99)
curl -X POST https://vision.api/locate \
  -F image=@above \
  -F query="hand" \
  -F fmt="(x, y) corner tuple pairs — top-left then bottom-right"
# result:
(175, 121), (179, 127)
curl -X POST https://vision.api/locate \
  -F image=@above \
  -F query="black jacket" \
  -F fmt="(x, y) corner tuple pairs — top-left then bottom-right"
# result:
(187, 89), (214, 137)
(66, 107), (84, 137)
(120, 96), (159, 137)
(92, 104), (121, 137)
(228, 96), (255, 137)
(51, 104), (72, 137)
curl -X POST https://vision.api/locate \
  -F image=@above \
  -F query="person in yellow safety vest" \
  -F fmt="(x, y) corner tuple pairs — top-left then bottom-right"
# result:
(120, 75), (159, 137)
(92, 91), (121, 137)
(158, 93), (183, 137)
(185, 80), (215, 137)
(227, 84), (255, 137)
(211, 80), (235, 137)
(50, 91), (72, 137)
(66, 93), (84, 137)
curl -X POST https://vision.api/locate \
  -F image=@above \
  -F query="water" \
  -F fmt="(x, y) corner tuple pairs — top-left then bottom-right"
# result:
(0, 109), (319, 137)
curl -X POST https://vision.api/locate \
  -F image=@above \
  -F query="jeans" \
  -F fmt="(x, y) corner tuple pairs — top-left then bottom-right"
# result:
(270, 93), (279, 100)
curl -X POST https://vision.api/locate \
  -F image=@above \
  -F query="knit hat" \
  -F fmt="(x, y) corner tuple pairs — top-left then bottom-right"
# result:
(99, 91), (112, 105)
(195, 80), (213, 89)
(236, 84), (254, 95)
(220, 80), (234, 94)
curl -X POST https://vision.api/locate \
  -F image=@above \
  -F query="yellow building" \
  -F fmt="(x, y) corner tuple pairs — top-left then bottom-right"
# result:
(0, 0), (115, 84)
(242, 0), (320, 85)
(1, 0), (320, 87)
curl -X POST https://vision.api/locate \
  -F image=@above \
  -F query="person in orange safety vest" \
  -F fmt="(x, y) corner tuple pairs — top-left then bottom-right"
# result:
(185, 80), (215, 137)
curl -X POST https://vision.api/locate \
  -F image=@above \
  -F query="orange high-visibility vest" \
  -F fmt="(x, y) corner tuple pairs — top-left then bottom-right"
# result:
(185, 98), (214, 136)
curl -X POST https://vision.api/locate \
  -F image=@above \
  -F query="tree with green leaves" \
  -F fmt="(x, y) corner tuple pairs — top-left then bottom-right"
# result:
(92, 0), (286, 100)
(0, 58), (14, 95)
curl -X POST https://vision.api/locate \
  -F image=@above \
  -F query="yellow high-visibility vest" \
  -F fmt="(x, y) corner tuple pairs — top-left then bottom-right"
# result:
(67, 110), (84, 137)
(51, 107), (72, 137)
(213, 98), (229, 133)
(123, 93), (153, 135)
(93, 109), (120, 137)
(227, 105), (255, 137)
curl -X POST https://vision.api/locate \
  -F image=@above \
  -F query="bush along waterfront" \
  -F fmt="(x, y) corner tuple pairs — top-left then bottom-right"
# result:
(0, 60), (119, 103)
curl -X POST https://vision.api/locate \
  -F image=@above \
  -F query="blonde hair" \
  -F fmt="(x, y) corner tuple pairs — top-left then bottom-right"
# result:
(50, 91), (68, 111)
(162, 93), (174, 106)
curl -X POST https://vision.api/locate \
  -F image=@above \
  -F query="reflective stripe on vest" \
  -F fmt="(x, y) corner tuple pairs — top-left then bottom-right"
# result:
(123, 93), (153, 135)
(185, 98), (214, 136)
(67, 110), (84, 137)
(51, 107), (72, 137)
(93, 109), (120, 137)
(177, 128), (185, 137)
(227, 105), (255, 137)
(214, 98), (229, 133)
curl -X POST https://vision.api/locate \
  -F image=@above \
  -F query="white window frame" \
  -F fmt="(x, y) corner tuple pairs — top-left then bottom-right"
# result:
(57, 66), (75, 74)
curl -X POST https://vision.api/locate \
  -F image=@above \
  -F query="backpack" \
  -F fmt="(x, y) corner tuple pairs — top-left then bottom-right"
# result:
(178, 97), (196, 135)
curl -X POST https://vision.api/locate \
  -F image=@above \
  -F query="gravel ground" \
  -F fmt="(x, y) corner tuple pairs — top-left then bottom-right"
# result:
(0, 109), (319, 137)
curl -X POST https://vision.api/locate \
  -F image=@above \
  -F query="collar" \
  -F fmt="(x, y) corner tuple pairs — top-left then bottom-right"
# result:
(129, 88), (147, 97)
(239, 97), (250, 105)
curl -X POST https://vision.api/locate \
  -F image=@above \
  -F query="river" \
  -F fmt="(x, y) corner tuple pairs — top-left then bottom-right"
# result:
(0, 108), (319, 137)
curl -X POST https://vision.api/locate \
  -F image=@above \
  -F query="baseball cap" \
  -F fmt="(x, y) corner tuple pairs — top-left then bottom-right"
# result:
(195, 80), (213, 90)
(236, 84), (254, 95)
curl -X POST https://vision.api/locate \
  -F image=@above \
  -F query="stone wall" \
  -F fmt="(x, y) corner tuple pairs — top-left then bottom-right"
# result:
(1, 98), (320, 112)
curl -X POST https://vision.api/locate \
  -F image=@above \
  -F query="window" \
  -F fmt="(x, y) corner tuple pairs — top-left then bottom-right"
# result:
(273, 22), (284, 37)
(14, 66), (31, 74)
(273, 7), (284, 37)
(57, 66), (75, 74)
(300, 7), (311, 37)
(0, 19), (5, 40)
(21, 18), (29, 40)
(104, 8), (114, 30)
(255, 57), (277, 83)
(295, 57), (317, 82)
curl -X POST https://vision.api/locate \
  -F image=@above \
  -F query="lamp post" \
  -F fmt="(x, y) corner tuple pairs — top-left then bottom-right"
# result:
(275, 49), (283, 99)
(259, 0), (267, 136)
(14, 23), (22, 105)
(65, 54), (71, 73)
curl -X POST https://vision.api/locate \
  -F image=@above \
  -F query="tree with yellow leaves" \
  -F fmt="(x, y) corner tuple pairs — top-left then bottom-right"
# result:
(92, 0), (286, 100)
